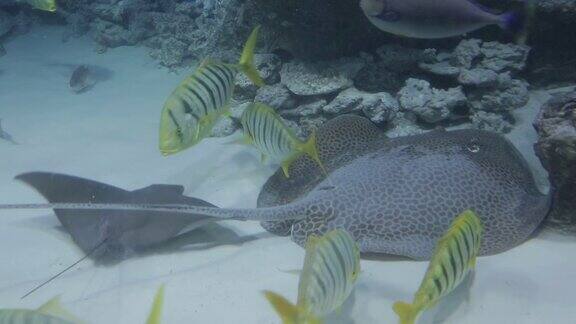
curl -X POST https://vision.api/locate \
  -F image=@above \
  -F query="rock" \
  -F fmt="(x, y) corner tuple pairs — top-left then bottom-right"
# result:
(322, 88), (364, 115)
(0, 10), (14, 38)
(255, 84), (297, 110)
(211, 117), (238, 137)
(457, 68), (500, 87)
(91, 18), (135, 48)
(451, 39), (482, 69)
(12, 12), (31, 36)
(230, 102), (251, 119)
(478, 41), (530, 73)
(355, 45), (435, 93)
(280, 58), (364, 96)
(443, 39), (530, 74)
(534, 91), (576, 230)
(322, 87), (399, 124)
(282, 117), (306, 140)
(62, 13), (91, 42)
(471, 111), (513, 133)
(468, 75), (529, 113)
(386, 112), (426, 138)
(423, 39), (531, 80)
(398, 79), (467, 124)
(376, 45), (436, 71)
(360, 92), (400, 124)
(281, 98), (327, 118)
(299, 115), (328, 136)
(419, 61), (461, 78)
(149, 37), (190, 68)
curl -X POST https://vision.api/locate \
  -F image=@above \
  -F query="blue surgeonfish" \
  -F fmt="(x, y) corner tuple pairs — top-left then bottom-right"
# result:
(360, 0), (521, 39)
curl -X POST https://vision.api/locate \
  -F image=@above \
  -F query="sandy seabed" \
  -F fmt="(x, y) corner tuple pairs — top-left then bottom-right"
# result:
(0, 27), (575, 323)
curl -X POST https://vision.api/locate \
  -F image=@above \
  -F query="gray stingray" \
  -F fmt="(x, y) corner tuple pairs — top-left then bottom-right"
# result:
(14, 172), (217, 262)
(0, 115), (551, 260)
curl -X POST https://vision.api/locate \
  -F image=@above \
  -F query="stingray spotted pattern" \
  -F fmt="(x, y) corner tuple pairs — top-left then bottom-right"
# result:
(0, 115), (551, 260)
(256, 115), (550, 259)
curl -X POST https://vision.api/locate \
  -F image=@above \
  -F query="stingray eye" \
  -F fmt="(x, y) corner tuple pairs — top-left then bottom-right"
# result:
(466, 140), (481, 153)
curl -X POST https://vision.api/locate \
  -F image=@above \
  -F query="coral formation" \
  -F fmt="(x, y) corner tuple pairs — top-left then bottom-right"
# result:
(210, 38), (532, 138)
(534, 90), (576, 231)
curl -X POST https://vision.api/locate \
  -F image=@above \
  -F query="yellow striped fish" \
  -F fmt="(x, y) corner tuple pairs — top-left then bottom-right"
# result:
(18, 0), (57, 12)
(264, 229), (361, 324)
(393, 210), (484, 324)
(240, 103), (325, 177)
(146, 285), (165, 324)
(159, 26), (264, 156)
(0, 296), (82, 324)
(0, 285), (164, 324)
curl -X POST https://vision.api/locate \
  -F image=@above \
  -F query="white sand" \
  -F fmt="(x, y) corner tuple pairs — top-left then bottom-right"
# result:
(0, 27), (575, 323)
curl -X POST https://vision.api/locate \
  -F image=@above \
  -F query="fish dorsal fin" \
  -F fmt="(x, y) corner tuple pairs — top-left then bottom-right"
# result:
(198, 58), (211, 69)
(146, 285), (166, 324)
(37, 297), (82, 323)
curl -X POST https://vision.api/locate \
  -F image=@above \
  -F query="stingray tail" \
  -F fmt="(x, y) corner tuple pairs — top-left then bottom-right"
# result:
(0, 202), (307, 222)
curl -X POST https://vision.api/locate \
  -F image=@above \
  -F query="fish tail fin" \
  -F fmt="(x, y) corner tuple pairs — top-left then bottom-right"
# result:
(263, 290), (302, 324)
(146, 285), (165, 324)
(299, 130), (327, 176)
(393, 301), (419, 324)
(499, 11), (523, 34)
(238, 25), (265, 87)
(37, 296), (83, 323)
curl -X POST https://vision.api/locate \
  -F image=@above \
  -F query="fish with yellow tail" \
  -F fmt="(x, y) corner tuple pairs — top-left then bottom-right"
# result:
(0, 296), (83, 324)
(159, 26), (264, 156)
(240, 103), (326, 178)
(393, 210), (484, 324)
(17, 0), (57, 12)
(146, 285), (165, 324)
(264, 229), (360, 323)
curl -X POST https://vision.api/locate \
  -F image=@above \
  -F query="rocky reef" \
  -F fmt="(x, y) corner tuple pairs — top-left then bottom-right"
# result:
(534, 90), (576, 232)
(207, 39), (532, 139)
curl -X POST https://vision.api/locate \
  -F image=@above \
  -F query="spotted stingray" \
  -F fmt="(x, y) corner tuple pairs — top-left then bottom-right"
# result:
(0, 115), (551, 260)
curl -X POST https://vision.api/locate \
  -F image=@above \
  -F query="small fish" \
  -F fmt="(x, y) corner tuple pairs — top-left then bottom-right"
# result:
(69, 65), (91, 94)
(264, 229), (361, 323)
(240, 103), (325, 177)
(393, 210), (484, 324)
(17, 0), (57, 12)
(359, 0), (520, 39)
(159, 26), (264, 156)
(146, 286), (165, 324)
(0, 119), (18, 144)
(0, 296), (82, 324)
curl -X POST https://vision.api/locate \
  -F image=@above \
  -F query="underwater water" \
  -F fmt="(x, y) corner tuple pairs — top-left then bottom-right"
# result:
(1, 1), (576, 323)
